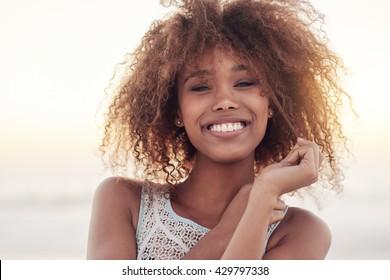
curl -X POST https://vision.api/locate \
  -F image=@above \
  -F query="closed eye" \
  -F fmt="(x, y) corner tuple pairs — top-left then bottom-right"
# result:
(234, 81), (255, 87)
(191, 85), (211, 92)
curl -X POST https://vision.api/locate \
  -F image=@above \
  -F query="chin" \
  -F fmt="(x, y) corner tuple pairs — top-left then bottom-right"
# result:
(208, 152), (254, 164)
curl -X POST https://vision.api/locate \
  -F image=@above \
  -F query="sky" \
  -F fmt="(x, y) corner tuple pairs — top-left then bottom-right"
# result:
(0, 0), (168, 200)
(0, 0), (390, 259)
(1, 0), (389, 200)
(310, 0), (390, 198)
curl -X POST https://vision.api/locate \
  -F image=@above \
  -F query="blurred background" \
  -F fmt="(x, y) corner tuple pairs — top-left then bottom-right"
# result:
(0, 0), (389, 259)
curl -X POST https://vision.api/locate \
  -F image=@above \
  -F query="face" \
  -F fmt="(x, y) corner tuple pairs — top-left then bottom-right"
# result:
(176, 48), (271, 163)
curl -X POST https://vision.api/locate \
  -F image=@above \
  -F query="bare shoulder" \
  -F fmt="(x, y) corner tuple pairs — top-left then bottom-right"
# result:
(87, 177), (143, 259)
(96, 176), (143, 195)
(264, 207), (332, 260)
(93, 177), (143, 225)
(282, 207), (331, 236)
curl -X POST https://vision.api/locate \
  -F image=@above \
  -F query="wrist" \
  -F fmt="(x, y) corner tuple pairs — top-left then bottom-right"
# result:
(213, 220), (235, 243)
(251, 177), (280, 201)
(181, 225), (231, 260)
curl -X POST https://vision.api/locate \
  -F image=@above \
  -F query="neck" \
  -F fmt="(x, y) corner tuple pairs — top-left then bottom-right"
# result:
(173, 153), (255, 213)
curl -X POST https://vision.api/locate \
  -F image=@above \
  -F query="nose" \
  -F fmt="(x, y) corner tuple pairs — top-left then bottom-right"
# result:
(211, 87), (239, 111)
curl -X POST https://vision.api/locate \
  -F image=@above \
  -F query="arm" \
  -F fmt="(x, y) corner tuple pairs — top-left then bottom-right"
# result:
(86, 177), (141, 259)
(263, 207), (331, 260)
(181, 184), (250, 260)
(222, 138), (329, 259)
(182, 185), (286, 259)
(221, 186), (275, 259)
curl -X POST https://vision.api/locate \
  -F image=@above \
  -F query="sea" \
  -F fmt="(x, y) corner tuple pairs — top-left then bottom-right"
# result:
(1, 186), (389, 260)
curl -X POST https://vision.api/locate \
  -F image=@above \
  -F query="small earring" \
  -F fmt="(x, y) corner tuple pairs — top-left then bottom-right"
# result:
(176, 120), (183, 127)
(268, 111), (273, 118)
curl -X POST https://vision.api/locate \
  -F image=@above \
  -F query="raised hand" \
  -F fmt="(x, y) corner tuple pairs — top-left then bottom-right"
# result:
(254, 138), (324, 196)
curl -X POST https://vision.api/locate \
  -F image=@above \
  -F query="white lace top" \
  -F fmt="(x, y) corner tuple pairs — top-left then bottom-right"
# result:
(136, 187), (286, 260)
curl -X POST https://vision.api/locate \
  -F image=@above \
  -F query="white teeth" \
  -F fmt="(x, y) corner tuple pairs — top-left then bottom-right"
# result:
(209, 122), (245, 132)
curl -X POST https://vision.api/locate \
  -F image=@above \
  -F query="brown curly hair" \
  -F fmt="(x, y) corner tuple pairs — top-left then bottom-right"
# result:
(101, 0), (352, 197)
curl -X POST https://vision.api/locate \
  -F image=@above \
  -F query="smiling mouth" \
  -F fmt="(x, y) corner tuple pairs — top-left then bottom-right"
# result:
(207, 122), (247, 133)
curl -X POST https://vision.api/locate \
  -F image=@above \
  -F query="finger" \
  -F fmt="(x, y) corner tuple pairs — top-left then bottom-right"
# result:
(283, 145), (312, 166)
(296, 138), (321, 170)
(296, 137), (308, 146)
(282, 138), (311, 166)
(269, 209), (285, 225)
(275, 198), (286, 211)
(283, 145), (320, 185)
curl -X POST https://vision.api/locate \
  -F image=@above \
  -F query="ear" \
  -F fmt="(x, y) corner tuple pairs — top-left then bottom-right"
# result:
(175, 111), (184, 127)
(268, 108), (274, 119)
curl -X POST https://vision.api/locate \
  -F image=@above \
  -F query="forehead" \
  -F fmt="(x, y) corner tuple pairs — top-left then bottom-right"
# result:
(183, 48), (246, 72)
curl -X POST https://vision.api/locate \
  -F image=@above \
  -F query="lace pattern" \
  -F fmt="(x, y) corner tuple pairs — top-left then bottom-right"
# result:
(136, 187), (286, 260)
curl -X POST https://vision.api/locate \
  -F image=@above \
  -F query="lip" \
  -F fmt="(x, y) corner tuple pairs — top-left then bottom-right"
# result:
(203, 117), (250, 126)
(202, 117), (251, 138)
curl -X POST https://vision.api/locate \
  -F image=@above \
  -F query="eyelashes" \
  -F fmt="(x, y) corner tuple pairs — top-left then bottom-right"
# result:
(190, 81), (257, 92)
(235, 81), (256, 87)
(191, 85), (211, 92)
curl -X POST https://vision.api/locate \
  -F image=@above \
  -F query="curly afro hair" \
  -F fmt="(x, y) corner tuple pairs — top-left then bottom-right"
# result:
(101, 0), (352, 198)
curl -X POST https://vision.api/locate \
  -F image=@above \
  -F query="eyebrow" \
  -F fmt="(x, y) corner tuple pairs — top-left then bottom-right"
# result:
(232, 64), (249, 72)
(183, 64), (249, 83)
(183, 69), (211, 83)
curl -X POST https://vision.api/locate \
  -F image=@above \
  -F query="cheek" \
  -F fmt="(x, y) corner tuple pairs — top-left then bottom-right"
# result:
(179, 96), (209, 123)
(252, 100), (270, 134)
(178, 100), (194, 123)
(177, 92), (189, 121)
(251, 96), (270, 117)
